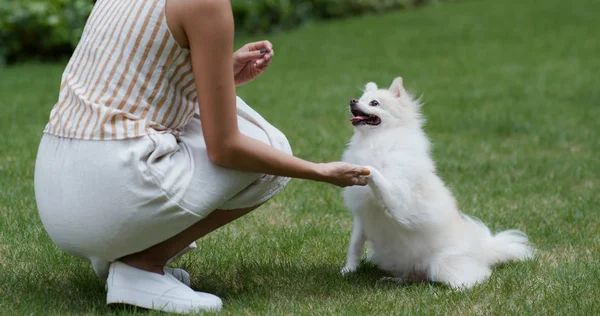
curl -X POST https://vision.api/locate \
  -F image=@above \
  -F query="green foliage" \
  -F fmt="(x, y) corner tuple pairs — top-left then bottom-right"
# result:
(0, 0), (437, 63)
(231, 0), (425, 34)
(0, 0), (92, 64)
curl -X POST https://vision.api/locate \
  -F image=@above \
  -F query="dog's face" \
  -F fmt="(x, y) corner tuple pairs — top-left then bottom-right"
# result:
(349, 77), (421, 130)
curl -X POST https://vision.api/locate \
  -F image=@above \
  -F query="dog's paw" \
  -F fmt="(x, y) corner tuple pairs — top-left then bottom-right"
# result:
(340, 264), (358, 276)
(364, 165), (381, 180)
(366, 250), (375, 262)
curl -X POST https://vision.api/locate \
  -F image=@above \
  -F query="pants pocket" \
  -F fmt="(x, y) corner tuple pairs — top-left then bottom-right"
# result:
(139, 133), (191, 200)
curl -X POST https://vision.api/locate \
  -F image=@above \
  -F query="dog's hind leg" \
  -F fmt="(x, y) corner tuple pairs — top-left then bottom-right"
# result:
(428, 255), (491, 290)
(341, 217), (366, 275)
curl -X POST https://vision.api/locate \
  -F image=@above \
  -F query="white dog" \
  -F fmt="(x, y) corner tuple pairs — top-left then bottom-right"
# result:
(340, 77), (535, 289)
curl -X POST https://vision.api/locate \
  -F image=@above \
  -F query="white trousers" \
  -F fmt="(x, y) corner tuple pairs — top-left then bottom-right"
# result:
(34, 97), (292, 279)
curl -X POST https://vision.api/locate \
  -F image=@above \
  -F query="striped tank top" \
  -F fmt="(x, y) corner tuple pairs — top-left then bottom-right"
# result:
(44, 0), (197, 140)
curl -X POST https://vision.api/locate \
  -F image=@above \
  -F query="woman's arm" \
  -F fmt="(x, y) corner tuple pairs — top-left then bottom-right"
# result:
(168, 0), (368, 187)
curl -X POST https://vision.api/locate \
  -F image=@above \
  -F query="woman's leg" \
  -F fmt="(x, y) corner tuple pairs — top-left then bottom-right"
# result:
(120, 205), (262, 274)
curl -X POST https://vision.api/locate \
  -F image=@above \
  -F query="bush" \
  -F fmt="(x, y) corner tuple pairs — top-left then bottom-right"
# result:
(0, 0), (440, 64)
(231, 0), (425, 34)
(0, 0), (92, 64)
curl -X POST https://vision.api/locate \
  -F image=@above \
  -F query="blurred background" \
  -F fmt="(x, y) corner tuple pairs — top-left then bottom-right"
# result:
(0, 0), (442, 64)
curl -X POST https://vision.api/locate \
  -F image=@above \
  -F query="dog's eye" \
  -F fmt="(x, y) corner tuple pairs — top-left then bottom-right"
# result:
(369, 100), (379, 106)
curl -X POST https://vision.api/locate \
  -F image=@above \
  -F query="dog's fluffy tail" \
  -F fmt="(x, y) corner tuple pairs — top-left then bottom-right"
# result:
(464, 215), (536, 266)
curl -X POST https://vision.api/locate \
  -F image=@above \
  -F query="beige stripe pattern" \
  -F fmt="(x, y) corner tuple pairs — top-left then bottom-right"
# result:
(44, 0), (197, 140)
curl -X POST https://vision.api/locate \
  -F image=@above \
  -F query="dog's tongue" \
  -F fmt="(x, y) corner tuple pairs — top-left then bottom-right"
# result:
(350, 116), (367, 122)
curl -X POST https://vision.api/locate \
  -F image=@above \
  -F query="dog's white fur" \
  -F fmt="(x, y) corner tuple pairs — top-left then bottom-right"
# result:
(341, 78), (535, 289)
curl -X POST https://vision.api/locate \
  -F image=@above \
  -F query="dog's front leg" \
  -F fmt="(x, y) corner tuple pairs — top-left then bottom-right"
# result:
(366, 166), (398, 213)
(341, 217), (366, 275)
(366, 166), (415, 227)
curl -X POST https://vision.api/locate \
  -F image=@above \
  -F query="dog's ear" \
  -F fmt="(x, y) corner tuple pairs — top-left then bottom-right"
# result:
(389, 77), (403, 98)
(365, 82), (378, 92)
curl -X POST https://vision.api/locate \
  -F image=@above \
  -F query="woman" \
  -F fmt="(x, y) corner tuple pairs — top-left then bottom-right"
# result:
(34, 0), (369, 313)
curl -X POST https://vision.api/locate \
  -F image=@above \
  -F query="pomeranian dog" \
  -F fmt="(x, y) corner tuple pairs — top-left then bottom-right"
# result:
(340, 77), (535, 289)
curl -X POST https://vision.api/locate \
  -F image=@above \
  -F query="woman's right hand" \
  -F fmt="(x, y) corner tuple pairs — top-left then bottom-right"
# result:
(316, 162), (370, 187)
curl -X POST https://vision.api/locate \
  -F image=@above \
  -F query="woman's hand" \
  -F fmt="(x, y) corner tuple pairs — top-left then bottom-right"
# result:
(316, 162), (370, 187)
(233, 41), (274, 86)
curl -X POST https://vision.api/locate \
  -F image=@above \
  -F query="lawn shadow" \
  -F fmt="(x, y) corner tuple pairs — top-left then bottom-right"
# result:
(183, 259), (423, 303)
(183, 257), (535, 304)
(7, 257), (530, 313)
(5, 266), (108, 313)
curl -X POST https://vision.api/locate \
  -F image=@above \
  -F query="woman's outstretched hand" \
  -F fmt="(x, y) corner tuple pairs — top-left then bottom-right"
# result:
(316, 162), (370, 187)
(233, 41), (273, 86)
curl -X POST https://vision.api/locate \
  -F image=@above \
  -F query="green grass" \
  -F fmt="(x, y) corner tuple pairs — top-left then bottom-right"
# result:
(1, 0), (599, 314)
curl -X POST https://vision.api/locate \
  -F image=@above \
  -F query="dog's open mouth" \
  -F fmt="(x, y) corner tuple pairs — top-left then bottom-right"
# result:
(350, 108), (381, 126)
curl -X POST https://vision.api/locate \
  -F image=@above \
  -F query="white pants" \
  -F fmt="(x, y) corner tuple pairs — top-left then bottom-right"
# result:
(34, 97), (291, 279)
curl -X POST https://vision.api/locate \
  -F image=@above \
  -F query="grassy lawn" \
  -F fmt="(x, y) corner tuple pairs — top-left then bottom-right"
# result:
(1, 0), (599, 314)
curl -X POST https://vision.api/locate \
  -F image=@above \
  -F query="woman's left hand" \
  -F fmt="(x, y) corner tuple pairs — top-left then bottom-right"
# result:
(233, 41), (274, 86)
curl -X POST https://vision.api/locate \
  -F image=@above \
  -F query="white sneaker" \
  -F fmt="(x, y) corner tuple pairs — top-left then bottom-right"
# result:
(105, 266), (191, 290)
(106, 261), (222, 313)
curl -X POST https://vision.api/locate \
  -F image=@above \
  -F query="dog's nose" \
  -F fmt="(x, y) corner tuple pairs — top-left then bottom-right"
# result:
(350, 99), (358, 105)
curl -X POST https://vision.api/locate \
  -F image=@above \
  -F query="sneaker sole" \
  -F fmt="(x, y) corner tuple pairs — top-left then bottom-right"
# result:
(107, 288), (222, 314)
